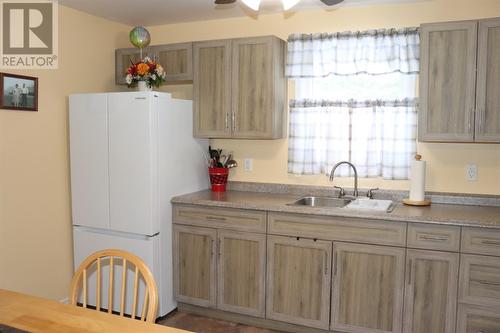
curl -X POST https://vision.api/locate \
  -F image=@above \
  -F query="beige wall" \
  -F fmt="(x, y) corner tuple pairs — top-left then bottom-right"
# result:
(0, 6), (130, 300)
(150, 0), (500, 195)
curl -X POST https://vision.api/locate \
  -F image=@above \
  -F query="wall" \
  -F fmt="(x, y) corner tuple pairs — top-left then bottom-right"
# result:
(150, 0), (500, 195)
(0, 6), (130, 300)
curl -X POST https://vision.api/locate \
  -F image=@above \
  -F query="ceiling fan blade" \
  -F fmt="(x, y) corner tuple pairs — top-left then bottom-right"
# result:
(215, 0), (237, 4)
(320, 0), (345, 5)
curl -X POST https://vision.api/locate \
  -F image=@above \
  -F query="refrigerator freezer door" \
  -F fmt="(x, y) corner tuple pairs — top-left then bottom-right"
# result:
(108, 93), (159, 236)
(72, 226), (167, 317)
(69, 94), (110, 229)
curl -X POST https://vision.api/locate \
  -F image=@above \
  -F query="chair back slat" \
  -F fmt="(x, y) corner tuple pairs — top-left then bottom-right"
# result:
(140, 291), (149, 321)
(132, 266), (139, 319)
(82, 268), (88, 308)
(108, 256), (114, 314)
(96, 257), (101, 311)
(70, 249), (158, 323)
(120, 258), (127, 316)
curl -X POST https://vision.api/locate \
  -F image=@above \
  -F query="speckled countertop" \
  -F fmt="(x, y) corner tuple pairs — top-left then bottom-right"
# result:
(171, 189), (500, 229)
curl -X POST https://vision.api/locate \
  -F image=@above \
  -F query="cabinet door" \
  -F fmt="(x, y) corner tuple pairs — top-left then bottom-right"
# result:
(108, 93), (158, 236)
(115, 47), (154, 85)
(419, 21), (477, 142)
(155, 43), (193, 82)
(231, 36), (279, 139)
(173, 225), (217, 308)
(457, 304), (500, 333)
(331, 243), (405, 333)
(217, 230), (266, 317)
(459, 254), (500, 308)
(69, 94), (110, 229)
(403, 250), (459, 333)
(193, 40), (232, 138)
(266, 235), (332, 329)
(475, 18), (500, 142)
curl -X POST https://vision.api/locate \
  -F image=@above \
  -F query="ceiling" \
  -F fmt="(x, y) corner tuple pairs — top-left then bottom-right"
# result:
(59, 0), (427, 26)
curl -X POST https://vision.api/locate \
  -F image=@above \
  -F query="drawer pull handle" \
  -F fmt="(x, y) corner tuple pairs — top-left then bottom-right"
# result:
(480, 239), (500, 246)
(206, 216), (227, 221)
(418, 234), (448, 242)
(323, 250), (328, 275)
(476, 279), (500, 287)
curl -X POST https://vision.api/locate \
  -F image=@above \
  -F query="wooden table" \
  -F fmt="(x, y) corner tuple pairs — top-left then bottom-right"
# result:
(0, 289), (191, 333)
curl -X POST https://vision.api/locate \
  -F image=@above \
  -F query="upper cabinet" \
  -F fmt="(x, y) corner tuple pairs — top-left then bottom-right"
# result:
(419, 18), (500, 142)
(115, 43), (193, 85)
(476, 18), (500, 142)
(194, 36), (287, 139)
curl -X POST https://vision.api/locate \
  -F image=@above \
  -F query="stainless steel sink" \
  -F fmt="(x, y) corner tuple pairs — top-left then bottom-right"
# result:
(288, 196), (352, 208)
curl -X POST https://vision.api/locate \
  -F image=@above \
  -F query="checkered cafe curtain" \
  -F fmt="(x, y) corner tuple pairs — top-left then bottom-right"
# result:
(286, 28), (419, 180)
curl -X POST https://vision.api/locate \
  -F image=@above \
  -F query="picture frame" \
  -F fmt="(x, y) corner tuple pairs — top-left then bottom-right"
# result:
(0, 73), (38, 111)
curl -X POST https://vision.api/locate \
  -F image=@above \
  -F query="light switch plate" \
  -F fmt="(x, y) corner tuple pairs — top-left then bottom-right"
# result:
(466, 164), (477, 182)
(244, 158), (253, 172)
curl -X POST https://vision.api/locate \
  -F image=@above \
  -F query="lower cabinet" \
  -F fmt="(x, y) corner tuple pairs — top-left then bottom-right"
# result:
(217, 230), (266, 317)
(173, 225), (217, 307)
(173, 224), (266, 317)
(331, 242), (405, 333)
(457, 304), (500, 333)
(266, 235), (332, 329)
(403, 250), (459, 333)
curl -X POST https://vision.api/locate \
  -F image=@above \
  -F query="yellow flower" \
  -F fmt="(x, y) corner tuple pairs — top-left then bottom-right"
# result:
(137, 63), (150, 76)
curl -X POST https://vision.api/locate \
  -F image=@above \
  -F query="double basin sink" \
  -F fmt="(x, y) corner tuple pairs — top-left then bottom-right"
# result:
(288, 196), (395, 212)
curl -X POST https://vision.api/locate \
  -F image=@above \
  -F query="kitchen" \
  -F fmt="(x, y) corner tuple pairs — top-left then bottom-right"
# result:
(1, 0), (500, 332)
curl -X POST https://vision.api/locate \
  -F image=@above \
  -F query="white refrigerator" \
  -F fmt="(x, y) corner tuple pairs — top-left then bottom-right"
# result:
(69, 92), (208, 317)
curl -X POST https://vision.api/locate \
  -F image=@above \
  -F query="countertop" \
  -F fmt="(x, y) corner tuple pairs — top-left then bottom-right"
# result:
(172, 190), (500, 229)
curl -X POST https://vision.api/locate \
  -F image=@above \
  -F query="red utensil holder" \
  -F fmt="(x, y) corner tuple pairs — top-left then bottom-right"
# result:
(208, 167), (229, 192)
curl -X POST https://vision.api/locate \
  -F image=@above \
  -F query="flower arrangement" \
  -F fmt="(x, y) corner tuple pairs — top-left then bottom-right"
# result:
(125, 57), (166, 88)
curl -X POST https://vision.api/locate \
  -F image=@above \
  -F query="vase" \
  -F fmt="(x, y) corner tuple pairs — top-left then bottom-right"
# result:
(137, 81), (152, 92)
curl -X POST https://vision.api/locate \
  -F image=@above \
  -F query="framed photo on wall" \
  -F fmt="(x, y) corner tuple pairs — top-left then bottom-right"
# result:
(0, 73), (38, 111)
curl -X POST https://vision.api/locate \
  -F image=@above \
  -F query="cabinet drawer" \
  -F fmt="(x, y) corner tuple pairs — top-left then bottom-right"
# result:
(457, 304), (500, 333)
(459, 254), (500, 308)
(173, 205), (266, 233)
(268, 213), (407, 247)
(462, 228), (500, 256)
(407, 223), (461, 252)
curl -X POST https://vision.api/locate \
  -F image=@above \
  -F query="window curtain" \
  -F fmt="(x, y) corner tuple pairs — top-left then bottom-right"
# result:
(287, 28), (419, 180)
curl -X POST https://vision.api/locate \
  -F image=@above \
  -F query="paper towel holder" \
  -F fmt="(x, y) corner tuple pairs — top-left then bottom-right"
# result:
(403, 154), (431, 206)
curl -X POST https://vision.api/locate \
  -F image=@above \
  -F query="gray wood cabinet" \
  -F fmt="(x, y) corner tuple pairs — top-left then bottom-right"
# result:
(173, 224), (217, 308)
(115, 43), (193, 85)
(331, 242), (405, 333)
(457, 304), (500, 333)
(193, 40), (232, 138)
(194, 36), (287, 139)
(266, 235), (332, 329)
(217, 230), (266, 318)
(173, 206), (267, 317)
(172, 203), (500, 333)
(476, 18), (500, 142)
(155, 43), (193, 83)
(419, 18), (500, 143)
(419, 21), (478, 142)
(403, 250), (459, 333)
(115, 47), (151, 85)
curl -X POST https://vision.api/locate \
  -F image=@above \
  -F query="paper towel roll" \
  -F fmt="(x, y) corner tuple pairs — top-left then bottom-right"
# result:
(409, 158), (426, 202)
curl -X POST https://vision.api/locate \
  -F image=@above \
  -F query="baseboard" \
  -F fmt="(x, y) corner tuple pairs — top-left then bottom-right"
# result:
(178, 303), (331, 333)
(59, 297), (69, 304)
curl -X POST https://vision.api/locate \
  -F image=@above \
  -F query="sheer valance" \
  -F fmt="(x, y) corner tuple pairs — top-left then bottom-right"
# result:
(286, 28), (420, 77)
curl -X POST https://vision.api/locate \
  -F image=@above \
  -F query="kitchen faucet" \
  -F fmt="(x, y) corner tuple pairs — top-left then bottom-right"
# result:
(329, 161), (358, 197)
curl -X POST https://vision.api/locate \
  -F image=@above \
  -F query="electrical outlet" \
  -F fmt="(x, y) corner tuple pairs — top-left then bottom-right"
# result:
(244, 158), (253, 172)
(466, 164), (477, 182)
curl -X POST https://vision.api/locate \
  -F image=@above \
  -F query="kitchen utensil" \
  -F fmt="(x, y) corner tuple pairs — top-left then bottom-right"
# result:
(225, 159), (238, 168)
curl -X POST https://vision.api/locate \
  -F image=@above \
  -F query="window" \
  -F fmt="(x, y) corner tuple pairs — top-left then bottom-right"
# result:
(286, 28), (419, 180)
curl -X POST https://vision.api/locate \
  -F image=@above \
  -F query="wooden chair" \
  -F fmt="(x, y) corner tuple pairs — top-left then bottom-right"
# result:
(70, 249), (158, 323)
